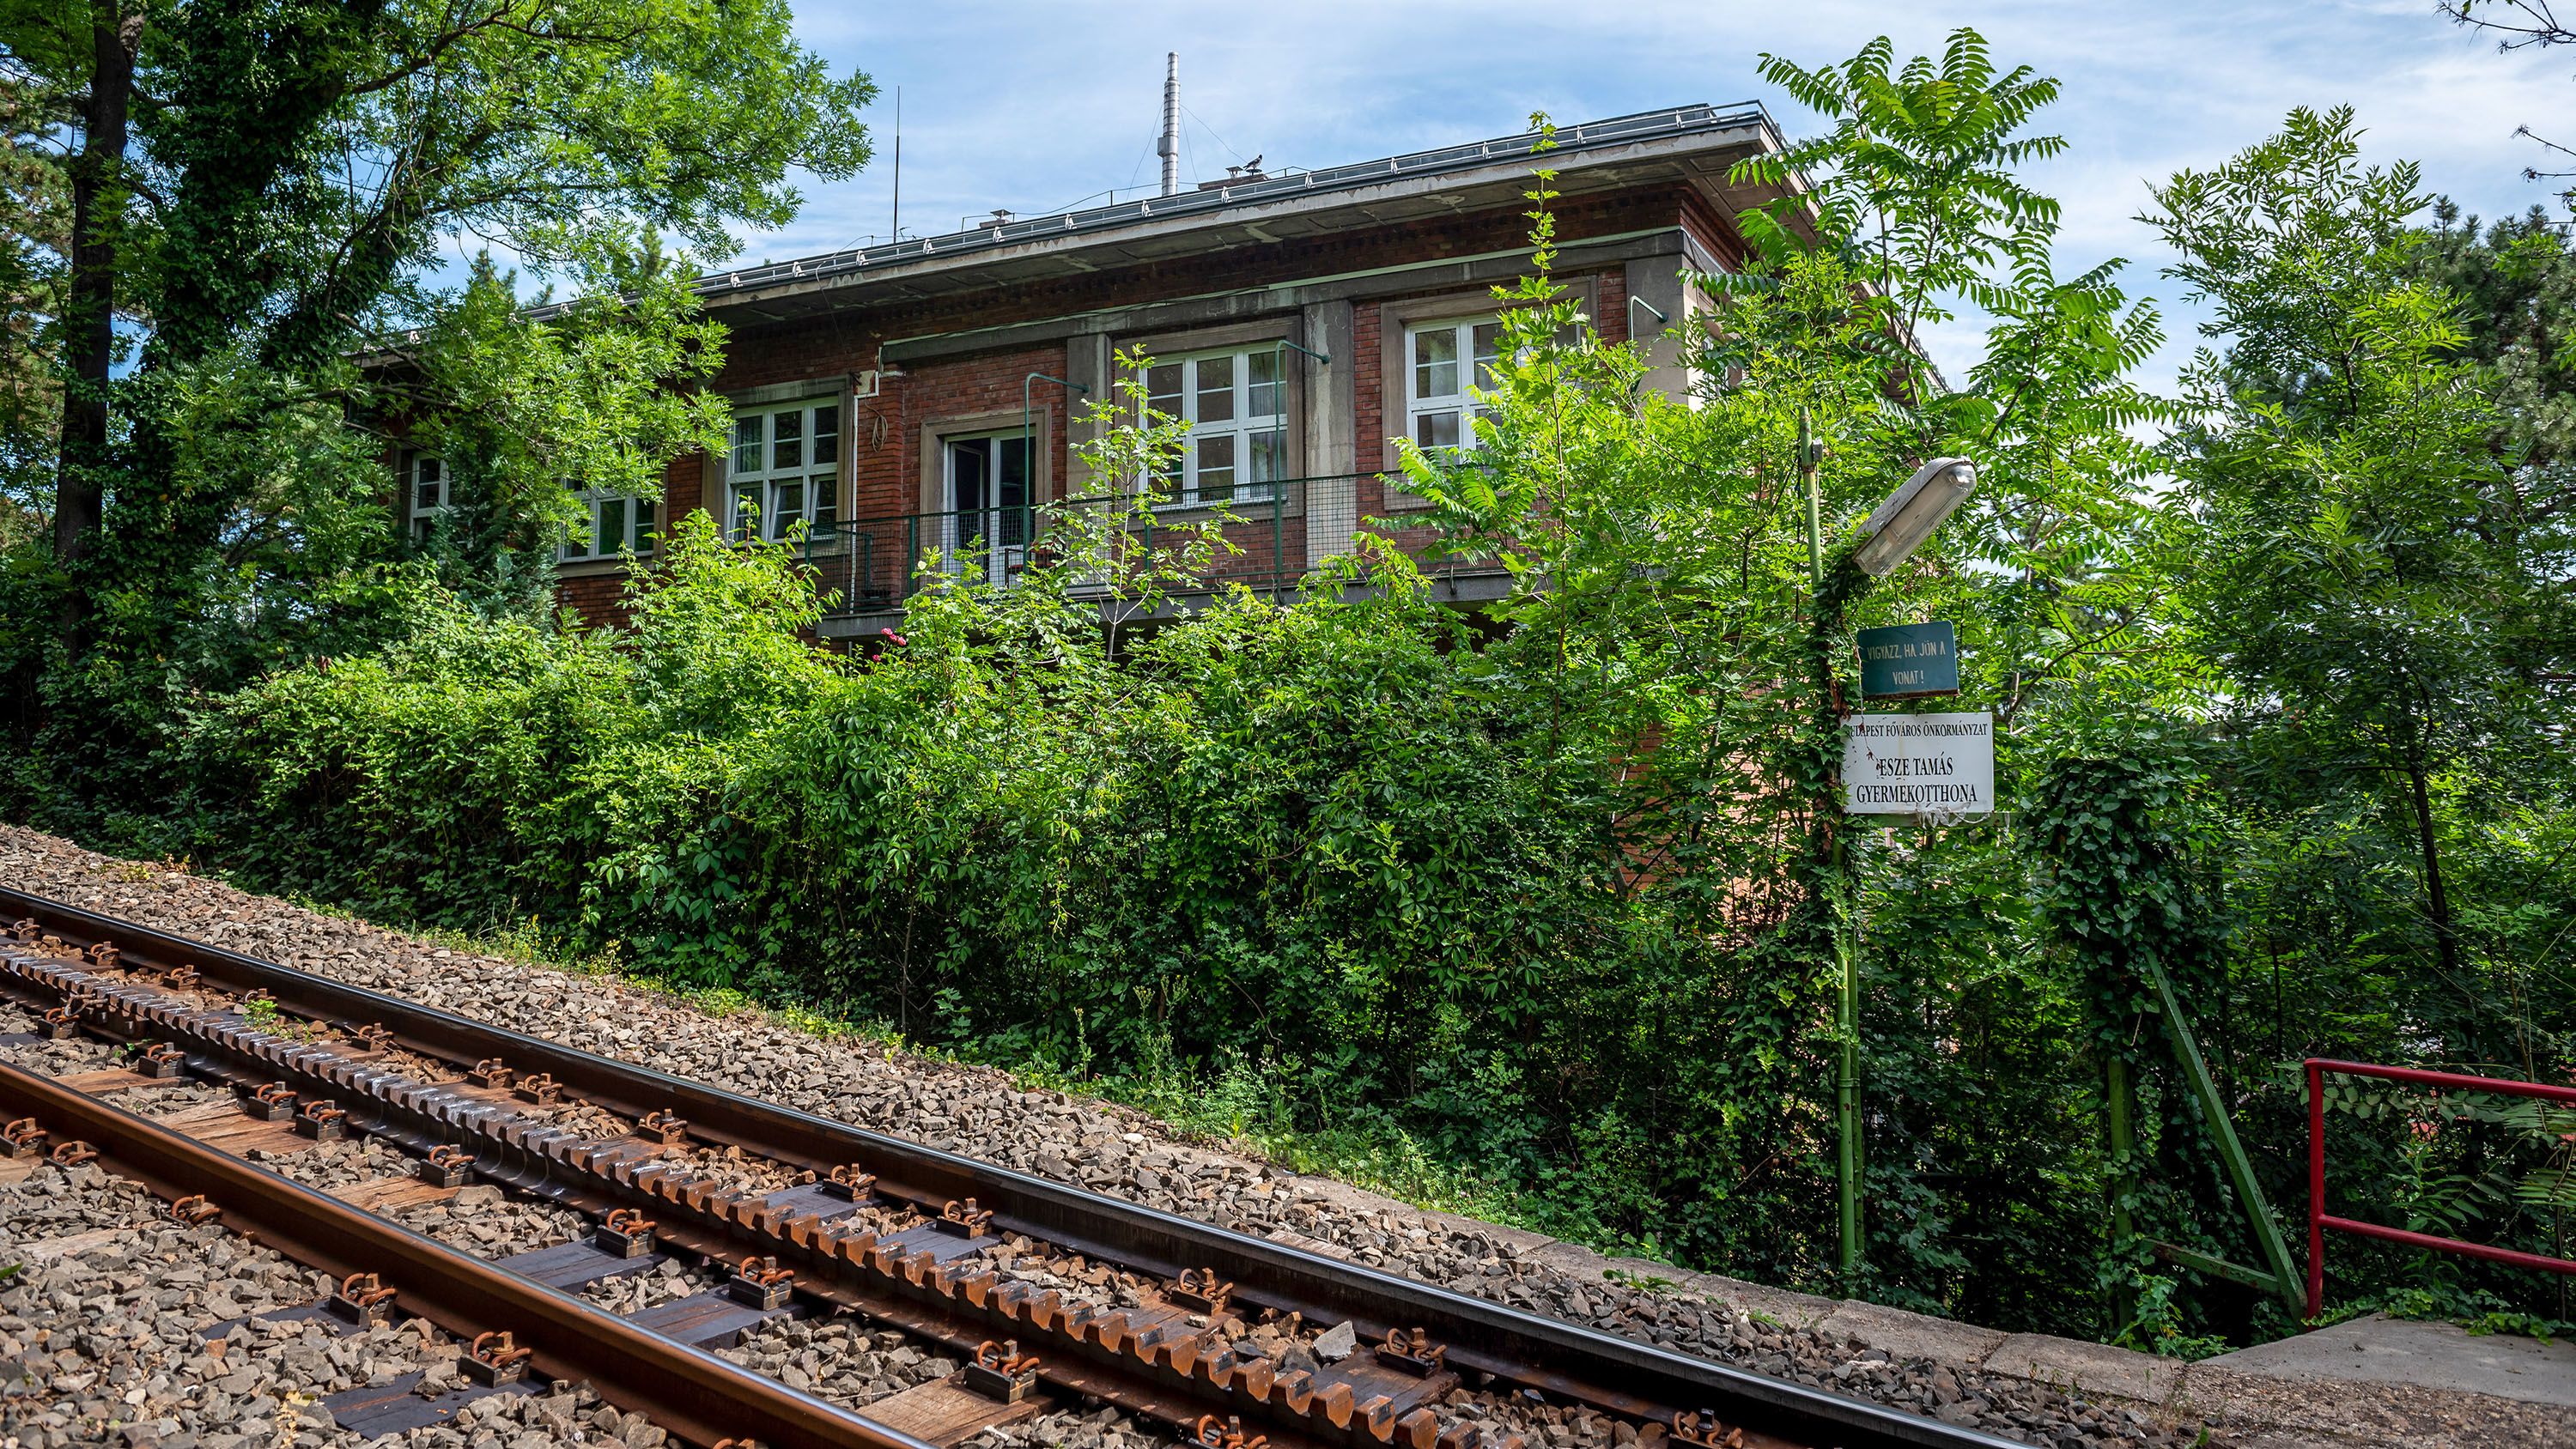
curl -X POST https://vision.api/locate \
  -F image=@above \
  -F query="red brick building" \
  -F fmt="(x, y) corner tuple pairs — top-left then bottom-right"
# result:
(403, 105), (1791, 637)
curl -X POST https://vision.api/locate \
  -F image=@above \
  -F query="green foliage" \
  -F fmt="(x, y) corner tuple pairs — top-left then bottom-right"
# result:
(0, 0), (872, 830)
(5, 23), (2573, 1353)
(392, 249), (731, 603)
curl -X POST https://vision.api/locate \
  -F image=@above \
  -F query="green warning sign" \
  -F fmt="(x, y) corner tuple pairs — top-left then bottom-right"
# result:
(1856, 621), (1959, 700)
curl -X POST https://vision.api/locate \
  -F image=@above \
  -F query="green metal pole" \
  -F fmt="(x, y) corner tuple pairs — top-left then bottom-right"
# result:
(2106, 1051), (2137, 1331)
(2144, 958), (2306, 1313)
(1800, 409), (1862, 1279)
(1803, 411), (1826, 588)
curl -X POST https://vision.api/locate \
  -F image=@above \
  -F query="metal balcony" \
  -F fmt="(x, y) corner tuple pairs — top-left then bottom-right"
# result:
(799, 472), (1510, 636)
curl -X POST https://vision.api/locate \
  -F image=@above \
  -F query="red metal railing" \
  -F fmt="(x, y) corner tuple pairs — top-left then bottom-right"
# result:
(2305, 1058), (2576, 1319)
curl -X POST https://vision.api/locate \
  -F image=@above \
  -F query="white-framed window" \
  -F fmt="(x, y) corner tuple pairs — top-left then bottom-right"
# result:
(727, 397), (841, 542)
(560, 489), (658, 563)
(406, 454), (450, 541)
(1142, 347), (1285, 506)
(1404, 318), (1504, 453)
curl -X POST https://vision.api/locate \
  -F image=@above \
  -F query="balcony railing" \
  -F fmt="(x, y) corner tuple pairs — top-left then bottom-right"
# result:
(798, 471), (1488, 618)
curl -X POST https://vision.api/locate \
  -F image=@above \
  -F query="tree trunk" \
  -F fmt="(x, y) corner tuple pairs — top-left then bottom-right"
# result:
(52, 1), (139, 657)
(2403, 740), (2462, 984)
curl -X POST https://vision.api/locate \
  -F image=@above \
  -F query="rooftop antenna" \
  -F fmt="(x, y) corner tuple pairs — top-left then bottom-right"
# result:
(890, 86), (902, 240)
(1158, 53), (1180, 197)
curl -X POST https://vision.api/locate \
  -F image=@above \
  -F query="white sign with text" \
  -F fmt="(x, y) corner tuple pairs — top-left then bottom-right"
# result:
(1842, 712), (1995, 815)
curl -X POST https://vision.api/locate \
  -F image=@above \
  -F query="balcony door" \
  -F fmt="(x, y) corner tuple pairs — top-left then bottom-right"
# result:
(940, 433), (1032, 584)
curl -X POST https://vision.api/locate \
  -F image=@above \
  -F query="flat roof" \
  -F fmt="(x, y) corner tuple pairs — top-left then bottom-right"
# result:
(526, 103), (1783, 326)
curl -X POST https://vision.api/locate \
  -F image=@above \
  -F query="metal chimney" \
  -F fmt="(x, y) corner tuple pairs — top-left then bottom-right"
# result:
(1158, 53), (1180, 197)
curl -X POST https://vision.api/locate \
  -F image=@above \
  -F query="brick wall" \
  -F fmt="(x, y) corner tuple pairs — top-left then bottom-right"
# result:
(548, 183), (1728, 625)
(861, 343), (1074, 520)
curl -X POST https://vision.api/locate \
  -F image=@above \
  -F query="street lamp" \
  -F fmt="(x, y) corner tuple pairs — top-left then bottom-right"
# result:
(1851, 458), (1978, 577)
(1797, 429), (1980, 1283)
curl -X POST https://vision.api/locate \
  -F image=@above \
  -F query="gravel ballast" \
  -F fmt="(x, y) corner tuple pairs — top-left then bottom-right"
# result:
(2, 824), (2565, 1449)
(0, 1152), (635, 1449)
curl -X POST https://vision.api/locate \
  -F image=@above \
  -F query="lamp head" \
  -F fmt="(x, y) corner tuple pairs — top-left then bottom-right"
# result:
(1851, 458), (1977, 577)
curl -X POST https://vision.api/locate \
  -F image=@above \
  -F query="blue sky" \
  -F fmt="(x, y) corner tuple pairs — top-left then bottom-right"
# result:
(740, 2), (2569, 391)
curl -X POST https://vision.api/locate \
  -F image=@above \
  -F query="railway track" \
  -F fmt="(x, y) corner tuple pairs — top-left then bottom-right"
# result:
(0, 888), (2023, 1449)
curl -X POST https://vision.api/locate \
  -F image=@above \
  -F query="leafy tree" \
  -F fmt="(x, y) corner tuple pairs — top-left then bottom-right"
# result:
(0, 61), (63, 546)
(0, 0), (871, 822)
(2145, 106), (2574, 1009)
(384, 249), (731, 609)
(2419, 202), (2576, 523)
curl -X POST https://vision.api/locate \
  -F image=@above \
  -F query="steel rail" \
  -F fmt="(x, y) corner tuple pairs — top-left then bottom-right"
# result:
(0, 1057), (936, 1449)
(0, 887), (2026, 1449)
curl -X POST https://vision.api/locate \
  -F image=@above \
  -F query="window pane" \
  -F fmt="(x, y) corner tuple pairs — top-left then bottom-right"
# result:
(811, 474), (837, 531)
(1473, 321), (1505, 389)
(1249, 430), (1285, 487)
(772, 409), (803, 470)
(732, 483), (759, 541)
(1196, 434), (1235, 501)
(811, 404), (840, 465)
(1415, 409), (1461, 450)
(996, 436), (1029, 508)
(733, 416), (762, 476)
(1413, 327), (1458, 401)
(598, 497), (625, 555)
(416, 481), (440, 513)
(1195, 355), (1235, 424)
(772, 480), (805, 537)
(1247, 350), (1280, 420)
(1145, 363), (1183, 418)
(635, 498), (659, 555)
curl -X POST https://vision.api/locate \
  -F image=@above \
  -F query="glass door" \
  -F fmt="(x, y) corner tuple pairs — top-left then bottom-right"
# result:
(941, 433), (1031, 584)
